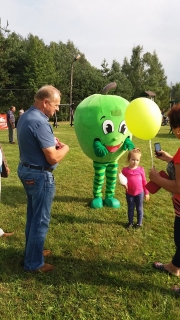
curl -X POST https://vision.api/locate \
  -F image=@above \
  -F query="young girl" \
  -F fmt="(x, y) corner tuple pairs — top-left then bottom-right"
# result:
(121, 148), (149, 229)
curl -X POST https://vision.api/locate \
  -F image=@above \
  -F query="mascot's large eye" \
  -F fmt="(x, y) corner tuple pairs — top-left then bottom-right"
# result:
(119, 120), (127, 134)
(103, 120), (114, 134)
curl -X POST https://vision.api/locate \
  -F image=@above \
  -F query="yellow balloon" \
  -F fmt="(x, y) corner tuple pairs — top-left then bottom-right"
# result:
(125, 98), (162, 140)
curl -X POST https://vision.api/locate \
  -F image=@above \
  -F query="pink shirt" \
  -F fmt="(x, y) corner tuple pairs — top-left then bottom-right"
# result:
(122, 166), (149, 196)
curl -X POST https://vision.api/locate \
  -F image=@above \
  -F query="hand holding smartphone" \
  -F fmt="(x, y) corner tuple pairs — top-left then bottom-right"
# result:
(154, 142), (162, 156)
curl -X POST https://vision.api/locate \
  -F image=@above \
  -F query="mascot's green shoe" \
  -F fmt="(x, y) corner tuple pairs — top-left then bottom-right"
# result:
(104, 197), (120, 208)
(90, 197), (103, 209)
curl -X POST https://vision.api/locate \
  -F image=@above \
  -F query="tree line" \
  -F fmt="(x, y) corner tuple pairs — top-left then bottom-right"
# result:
(0, 21), (179, 120)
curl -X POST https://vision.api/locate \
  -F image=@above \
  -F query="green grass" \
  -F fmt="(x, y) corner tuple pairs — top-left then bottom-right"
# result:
(0, 124), (180, 319)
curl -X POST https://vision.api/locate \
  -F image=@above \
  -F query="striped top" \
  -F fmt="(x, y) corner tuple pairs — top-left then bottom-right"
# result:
(172, 148), (180, 216)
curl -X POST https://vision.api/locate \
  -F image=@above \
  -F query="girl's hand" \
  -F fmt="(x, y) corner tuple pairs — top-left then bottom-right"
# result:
(121, 184), (128, 191)
(145, 194), (150, 201)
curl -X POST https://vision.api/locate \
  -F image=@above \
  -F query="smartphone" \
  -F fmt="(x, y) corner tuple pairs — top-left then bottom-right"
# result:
(154, 143), (161, 156)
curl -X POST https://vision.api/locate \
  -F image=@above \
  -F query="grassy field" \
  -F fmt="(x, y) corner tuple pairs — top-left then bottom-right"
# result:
(0, 123), (180, 319)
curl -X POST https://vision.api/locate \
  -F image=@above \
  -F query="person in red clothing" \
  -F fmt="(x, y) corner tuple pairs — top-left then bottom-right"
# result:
(120, 148), (149, 229)
(150, 104), (180, 279)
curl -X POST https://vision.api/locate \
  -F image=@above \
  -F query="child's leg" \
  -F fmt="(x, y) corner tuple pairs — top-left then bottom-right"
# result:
(135, 192), (144, 225)
(126, 193), (135, 224)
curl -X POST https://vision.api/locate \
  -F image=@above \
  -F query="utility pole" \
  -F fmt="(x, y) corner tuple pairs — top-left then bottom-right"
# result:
(69, 54), (81, 126)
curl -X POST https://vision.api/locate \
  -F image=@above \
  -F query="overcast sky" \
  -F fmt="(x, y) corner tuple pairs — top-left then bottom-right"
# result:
(1, 0), (180, 86)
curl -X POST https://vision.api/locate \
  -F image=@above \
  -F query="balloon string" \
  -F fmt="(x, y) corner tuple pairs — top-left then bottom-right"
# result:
(149, 140), (154, 168)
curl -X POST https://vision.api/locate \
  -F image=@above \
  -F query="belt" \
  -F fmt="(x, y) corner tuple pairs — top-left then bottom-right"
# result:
(21, 163), (53, 172)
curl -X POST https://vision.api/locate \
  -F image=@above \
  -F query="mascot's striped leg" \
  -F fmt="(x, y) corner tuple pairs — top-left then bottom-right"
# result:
(90, 162), (106, 208)
(90, 161), (120, 209)
(104, 161), (120, 208)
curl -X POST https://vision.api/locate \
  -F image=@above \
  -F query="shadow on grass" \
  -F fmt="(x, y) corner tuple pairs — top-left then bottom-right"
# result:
(0, 246), (174, 296)
(0, 186), (26, 206)
(157, 133), (175, 139)
(54, 195), (92, 204)
(0, 186), (92, 207)
(51, 212), (123, 227)
(156, 126), (174, 138)
(1, 185), (92, 205)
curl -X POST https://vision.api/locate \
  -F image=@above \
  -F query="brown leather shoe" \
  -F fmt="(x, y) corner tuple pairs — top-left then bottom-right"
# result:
(43, 249), (52, 257)
(33, 263), (55, 273)
(2, 232), (14, 237)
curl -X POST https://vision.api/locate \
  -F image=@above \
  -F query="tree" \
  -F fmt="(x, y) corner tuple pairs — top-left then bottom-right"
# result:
(101, 59), (110, 77)
(0, 21), (15, 110)
(143, 51), (168, 107)
(107, 60), (133, 101)
(171, 83), (180, 102)
(122, 46), (145, 100)
(0, 21), (172, 114)
(121, 46), (169, 108)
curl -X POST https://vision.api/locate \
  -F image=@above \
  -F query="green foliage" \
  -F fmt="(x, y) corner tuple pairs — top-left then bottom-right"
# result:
(121, 46), (169, 107)
(122, 46), (145, 99)
(101, 58), (110, 77)
(171, 83), (180, 102)
(0, 23), (177, 115)
(143, 51), (168, 107)
(0, 125), (180, 319)
(107, 60), (133, 101)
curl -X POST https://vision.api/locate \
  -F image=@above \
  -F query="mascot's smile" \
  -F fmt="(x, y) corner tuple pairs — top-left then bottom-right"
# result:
(106, 144), (121, 153)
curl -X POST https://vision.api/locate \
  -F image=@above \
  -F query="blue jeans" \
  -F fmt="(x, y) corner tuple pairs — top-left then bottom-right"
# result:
(18, 163), (55, 271)
(126, 192), (144, 225)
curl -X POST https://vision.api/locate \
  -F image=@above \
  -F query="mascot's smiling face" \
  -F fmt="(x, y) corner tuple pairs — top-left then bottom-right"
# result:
(74, 94), (132, 162)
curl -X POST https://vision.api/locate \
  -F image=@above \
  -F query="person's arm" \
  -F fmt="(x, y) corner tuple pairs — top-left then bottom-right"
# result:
(36, 123), (69, 165)
(42, 142), (69, 165)
(149, 164), (180, 194)
(155, 149), (173, 162)
(9, 119), (14, 128)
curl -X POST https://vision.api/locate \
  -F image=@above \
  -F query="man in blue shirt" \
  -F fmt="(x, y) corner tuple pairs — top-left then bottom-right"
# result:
(7, 106), (16, 143)
(17, 85), (69, 273)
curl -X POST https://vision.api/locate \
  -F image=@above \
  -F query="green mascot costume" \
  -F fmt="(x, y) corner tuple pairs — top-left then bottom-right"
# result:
(74, 82), (134, 209)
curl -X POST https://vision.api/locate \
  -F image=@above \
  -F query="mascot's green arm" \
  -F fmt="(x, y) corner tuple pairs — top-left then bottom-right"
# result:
(93, 140), (108, 157)
(123, 137), (135, 151)
(93, 137), (134, 158)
